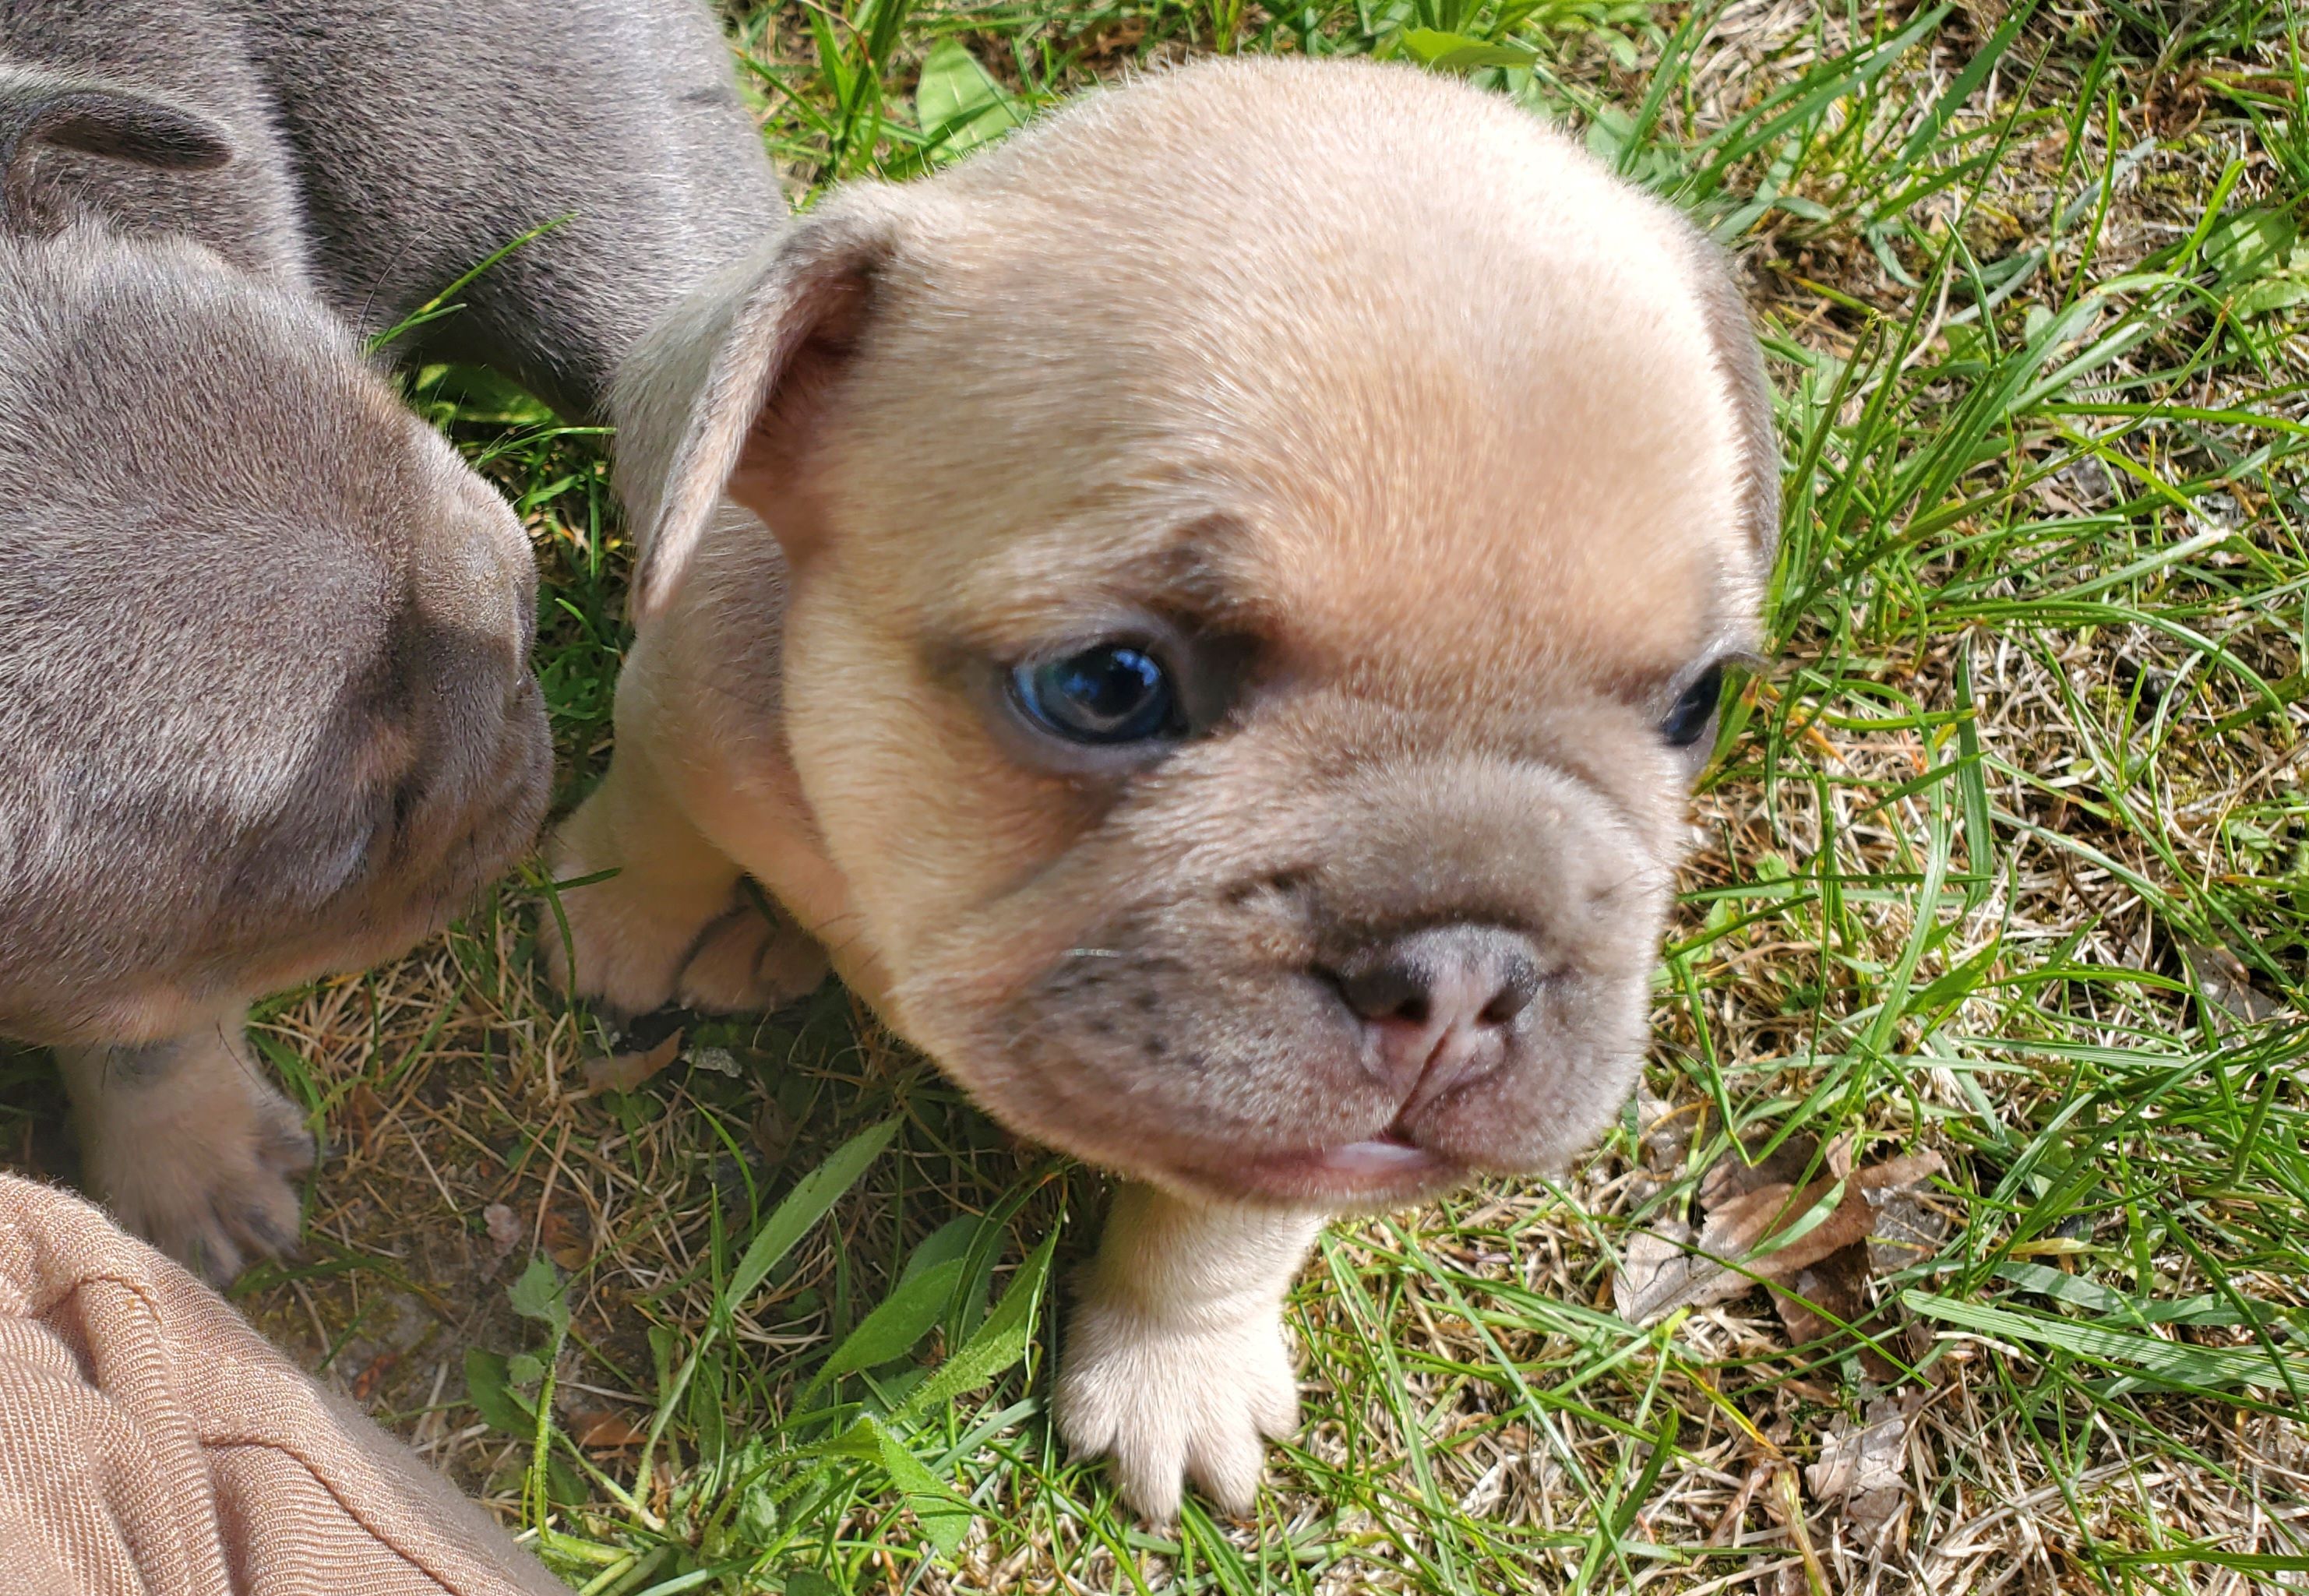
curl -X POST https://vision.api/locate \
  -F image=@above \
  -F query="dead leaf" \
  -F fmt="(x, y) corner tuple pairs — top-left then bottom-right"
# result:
(1806, 1396), (1916, 1553)
(1698, 1130), (1848, 1211)
(1613, 1221), (1700, 1323)
(1636, 1093), (1700, 1176)
(351, 1351), (398, 1403)
(2178, 936), (2285, 1027)
(582, 1029), (683, 1097)
(540, 1207), (590, 1270)
(570, 1408), (647, 1450)
(482, 1202), (522, 1262)
(1616, 1150), (1946, 1326)
(1864, 1182), (1954, 1279)
(1774, 1243), (1872, 1350)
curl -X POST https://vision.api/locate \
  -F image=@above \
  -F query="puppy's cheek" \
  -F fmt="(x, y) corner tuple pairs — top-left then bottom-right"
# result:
(780, 590), (1095, 990)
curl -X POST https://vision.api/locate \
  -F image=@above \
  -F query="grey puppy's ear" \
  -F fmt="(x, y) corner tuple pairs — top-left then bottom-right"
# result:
(618, 185), (910, 623)
(0, 66), (234, 224)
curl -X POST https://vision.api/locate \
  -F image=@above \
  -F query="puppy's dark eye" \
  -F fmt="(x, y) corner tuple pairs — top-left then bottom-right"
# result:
(1661, 664), (1725, 747)
(1010, 643), (1183, 745)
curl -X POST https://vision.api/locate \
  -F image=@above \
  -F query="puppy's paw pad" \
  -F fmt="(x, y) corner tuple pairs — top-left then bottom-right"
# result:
(675, 900), (829, 1015)
(1054, 1299), (1299, 1520)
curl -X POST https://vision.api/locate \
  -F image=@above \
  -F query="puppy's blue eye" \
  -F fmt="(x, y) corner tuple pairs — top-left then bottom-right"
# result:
(1661, 664), (1725, 747)
(1010, 644), (1182, 745)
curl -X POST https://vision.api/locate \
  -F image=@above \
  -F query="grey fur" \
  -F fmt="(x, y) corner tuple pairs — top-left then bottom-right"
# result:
(0, 0), (781, 1274)
(0, 0), (783, 420)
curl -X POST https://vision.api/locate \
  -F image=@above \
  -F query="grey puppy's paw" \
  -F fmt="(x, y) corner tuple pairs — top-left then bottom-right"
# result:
(55, 1021), (316, 1283)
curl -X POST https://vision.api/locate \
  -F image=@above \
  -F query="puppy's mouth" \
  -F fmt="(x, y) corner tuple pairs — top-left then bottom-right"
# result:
(1189, 1121), (1468, 1208)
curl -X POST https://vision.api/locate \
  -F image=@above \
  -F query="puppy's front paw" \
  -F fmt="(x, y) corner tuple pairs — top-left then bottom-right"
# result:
(675, 897), (830, 1015)
(545, 823), (709, 1017)
(546, 760), (788, 1017)
(62, 1027), (316, 1283)
(1055, 1293), (1299, 1520)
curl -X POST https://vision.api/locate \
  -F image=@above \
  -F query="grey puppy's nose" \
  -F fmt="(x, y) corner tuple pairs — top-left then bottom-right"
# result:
(1335, 925), (1541, 1104)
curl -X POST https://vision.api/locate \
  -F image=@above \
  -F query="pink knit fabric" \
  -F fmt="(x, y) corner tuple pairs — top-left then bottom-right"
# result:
(0, 1174), (564, 1594)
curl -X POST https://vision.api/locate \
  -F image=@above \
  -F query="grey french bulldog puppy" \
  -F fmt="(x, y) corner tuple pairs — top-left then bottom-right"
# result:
(0, 0), (780, 1277)
(1, 0), (781, 421)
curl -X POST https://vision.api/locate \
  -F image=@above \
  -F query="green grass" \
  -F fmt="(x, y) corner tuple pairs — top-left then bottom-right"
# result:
(7, 0), (2303, 1591)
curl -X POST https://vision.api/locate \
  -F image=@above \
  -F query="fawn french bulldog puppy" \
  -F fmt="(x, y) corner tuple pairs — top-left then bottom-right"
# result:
(554, 58), (1776, 1515)
(0, 0), (778, 1277)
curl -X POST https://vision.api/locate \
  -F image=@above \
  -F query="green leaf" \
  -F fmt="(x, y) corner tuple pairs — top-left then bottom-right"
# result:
(867, 1418), (974, 1557)
(509, 1256), (569, 1340)
(822, 1257), (966, 1379)
(915, 39), (1024, 160)
(507, 1351), (545, 1386)
(464, 1348), (534, 1436)
(898, 1216), (983, 1288)
(1993, 1262), (2272, 1327)
(2205, 208), (2297, 285)
(896, 1230), (1057, 1421)
(1401, 27), (1538, 70)
(2233, 275), (2309, 318)
(1905, 1291), (2309, 1391)
(724, 1118), (901, 1316)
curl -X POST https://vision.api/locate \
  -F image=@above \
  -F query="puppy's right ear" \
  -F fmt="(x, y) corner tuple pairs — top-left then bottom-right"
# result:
(619, 186), (911, 625)
(0, 65), (234, 224)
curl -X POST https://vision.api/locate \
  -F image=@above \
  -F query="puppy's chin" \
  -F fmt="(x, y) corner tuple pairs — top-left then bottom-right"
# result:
(922, 1009), (1645, 1213)
(1128, 1131), (1475, 1214)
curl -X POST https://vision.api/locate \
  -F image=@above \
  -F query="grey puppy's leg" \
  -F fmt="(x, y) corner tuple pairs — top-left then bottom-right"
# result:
(54, 1007), (316, 1282)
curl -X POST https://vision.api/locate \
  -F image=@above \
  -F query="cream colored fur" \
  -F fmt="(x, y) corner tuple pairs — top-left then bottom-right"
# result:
(557, 58), (1775, 1516)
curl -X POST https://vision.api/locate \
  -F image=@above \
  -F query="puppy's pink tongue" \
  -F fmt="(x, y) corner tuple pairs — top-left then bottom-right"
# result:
(1324, 1137), (1433, 1179)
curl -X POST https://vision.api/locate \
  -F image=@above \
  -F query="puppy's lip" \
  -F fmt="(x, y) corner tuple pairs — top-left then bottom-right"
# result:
(1197, 1126), (1466, 1206)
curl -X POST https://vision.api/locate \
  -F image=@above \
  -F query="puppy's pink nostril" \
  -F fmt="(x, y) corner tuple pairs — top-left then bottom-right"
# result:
(1334, 925), (1542, 1101)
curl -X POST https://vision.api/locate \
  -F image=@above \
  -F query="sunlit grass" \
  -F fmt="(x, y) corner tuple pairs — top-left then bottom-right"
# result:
(15, 2), (2291, 1591)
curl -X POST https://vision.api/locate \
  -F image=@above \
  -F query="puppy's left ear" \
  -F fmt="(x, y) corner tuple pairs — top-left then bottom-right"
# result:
(0, 65), (235, 227)
(619, 185), (913, 624)
(1681, 226), (1780, 574)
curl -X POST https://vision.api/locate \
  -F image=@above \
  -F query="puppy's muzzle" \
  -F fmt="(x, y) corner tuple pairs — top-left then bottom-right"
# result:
(939, 742), (1677, 1211)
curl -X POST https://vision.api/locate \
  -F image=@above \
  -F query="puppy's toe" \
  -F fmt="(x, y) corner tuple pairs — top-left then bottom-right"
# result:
(73, 1054), (312, 1284)
(545, 783), (762, 1016)
(675, 897), (829, 1015)
(139, 1114), (310, 1284)
(1054, 1294), (1299, 1521)
(254, 1090), (319, 1178)
(541, 865), (688, 1016)
(151, 1179), (301, 1285)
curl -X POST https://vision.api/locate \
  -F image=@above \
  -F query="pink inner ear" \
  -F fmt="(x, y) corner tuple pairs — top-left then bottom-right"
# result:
(724, 266), (880, 567)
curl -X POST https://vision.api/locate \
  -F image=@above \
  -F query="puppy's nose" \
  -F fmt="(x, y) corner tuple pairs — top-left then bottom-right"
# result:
(1334, 926), (1540, 1103)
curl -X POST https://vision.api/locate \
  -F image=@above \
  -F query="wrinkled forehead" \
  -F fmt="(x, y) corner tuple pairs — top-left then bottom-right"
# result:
(836, 218), (1754, 696)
